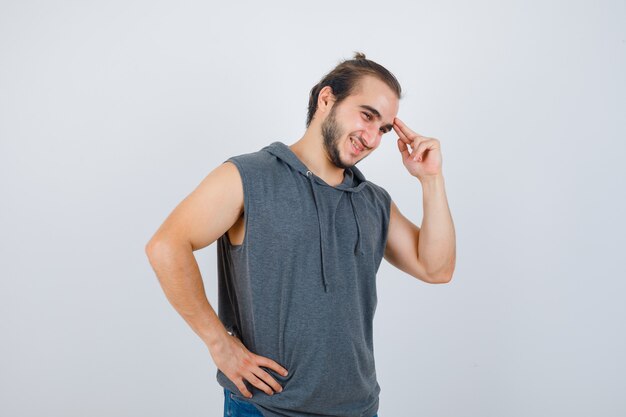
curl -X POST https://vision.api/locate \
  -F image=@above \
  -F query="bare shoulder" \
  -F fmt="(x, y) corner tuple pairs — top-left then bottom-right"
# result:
(147, 161), (244, 252)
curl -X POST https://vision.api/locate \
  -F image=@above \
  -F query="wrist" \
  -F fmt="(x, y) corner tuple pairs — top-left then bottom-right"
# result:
(419, 173), (444, 187)
(204, 329), (231, 352)
(196, 318), (231, 350)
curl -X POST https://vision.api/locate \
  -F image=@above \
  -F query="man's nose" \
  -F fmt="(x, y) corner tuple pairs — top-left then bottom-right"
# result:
(363, 127), (381, 148)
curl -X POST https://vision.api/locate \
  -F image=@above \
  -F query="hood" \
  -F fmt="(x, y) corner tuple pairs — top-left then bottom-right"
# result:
(262, 141), (369, 293)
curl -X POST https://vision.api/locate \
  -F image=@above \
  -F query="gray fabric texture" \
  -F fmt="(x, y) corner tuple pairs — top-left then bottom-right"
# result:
(215, 141), (392, 417)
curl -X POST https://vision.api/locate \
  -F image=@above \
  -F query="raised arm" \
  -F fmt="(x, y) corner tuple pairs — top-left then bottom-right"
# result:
(384, 200), (431, 283)
(384, 117), (456, 284)
(384, 185), (456, 284)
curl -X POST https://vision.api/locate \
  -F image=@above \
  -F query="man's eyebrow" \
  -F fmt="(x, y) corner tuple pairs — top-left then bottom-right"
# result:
(359, 105), (394, 133)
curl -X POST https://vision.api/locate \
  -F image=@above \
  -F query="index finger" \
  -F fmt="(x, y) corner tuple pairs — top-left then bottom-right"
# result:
(259, 356), (288, 377)
(392, 118), (411, 144)
(393, 117), (422, 140)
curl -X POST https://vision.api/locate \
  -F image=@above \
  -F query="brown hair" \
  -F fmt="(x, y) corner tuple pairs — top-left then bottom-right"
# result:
(305, 51), (402, 127)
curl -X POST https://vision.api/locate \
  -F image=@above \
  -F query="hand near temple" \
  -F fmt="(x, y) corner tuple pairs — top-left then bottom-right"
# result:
(394, 117), (443, 180)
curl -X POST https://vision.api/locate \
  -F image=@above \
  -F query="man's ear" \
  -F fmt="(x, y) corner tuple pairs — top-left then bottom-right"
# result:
(317, 85), (336, 114)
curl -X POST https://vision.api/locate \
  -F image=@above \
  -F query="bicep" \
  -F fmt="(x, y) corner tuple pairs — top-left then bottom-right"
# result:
(384, 200), (431, 283)
(147, 161), (244, 251)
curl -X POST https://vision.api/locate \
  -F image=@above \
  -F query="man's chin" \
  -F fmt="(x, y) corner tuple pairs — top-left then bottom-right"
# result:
(337, 155), (356, 170)
(329, 157), (351, 170)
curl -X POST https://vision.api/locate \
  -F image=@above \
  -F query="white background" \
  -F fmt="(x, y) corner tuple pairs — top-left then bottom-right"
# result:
(1, 1), (625, 416)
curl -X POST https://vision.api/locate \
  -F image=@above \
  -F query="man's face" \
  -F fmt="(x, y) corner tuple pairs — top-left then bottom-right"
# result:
(321, 75), (399, 169)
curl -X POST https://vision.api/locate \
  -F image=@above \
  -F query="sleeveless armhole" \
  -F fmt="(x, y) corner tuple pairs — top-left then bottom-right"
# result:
(223, 157), (250, 251)
(378, 186), (393, 264)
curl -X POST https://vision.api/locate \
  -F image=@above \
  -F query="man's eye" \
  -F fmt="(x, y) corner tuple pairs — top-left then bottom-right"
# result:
(363, 112), (372, 120)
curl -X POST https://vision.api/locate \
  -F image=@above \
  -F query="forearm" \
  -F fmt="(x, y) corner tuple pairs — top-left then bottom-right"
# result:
(419, 173), (456, 281)
(145, 240), (229, 350)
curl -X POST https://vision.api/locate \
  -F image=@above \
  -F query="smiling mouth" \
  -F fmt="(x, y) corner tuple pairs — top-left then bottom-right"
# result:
(350, 136), (364, 153)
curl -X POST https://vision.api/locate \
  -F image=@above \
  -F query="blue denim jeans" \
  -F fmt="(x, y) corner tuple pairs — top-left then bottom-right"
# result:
(223, 388), (378, 417)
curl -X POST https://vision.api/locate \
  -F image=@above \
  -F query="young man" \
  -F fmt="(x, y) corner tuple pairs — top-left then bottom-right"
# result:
(145, 52), (456, 417)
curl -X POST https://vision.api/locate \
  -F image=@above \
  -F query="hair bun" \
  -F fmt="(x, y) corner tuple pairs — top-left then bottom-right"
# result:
(353, 51), (367, 60)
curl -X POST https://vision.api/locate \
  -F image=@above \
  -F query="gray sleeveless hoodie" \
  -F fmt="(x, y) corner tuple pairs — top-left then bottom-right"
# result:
(216, 141), (392, 417)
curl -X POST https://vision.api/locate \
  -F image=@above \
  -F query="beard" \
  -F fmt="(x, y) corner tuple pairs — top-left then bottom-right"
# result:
(320, 105), (355, 170)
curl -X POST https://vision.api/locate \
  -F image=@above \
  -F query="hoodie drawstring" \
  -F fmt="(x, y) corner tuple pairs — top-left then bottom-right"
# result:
(306, 170), (329, 292)
(306, 170), (363, 293)
(349, 193), (365, 256)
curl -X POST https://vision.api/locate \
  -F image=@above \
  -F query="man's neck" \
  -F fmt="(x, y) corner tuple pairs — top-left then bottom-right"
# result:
(288, 132), (346, 187)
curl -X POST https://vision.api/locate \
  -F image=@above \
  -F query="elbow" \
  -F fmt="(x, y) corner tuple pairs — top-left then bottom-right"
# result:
(145, 236), (172, 263)
(430, 253), (456, 284)
(145, 236), (192, 263)
(426, 264), (456, 284)
(145, 238), (173, 282)
(145, 240), (153, 258)
(430, 273), (454, 284)
(145, 237), (160, 260)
